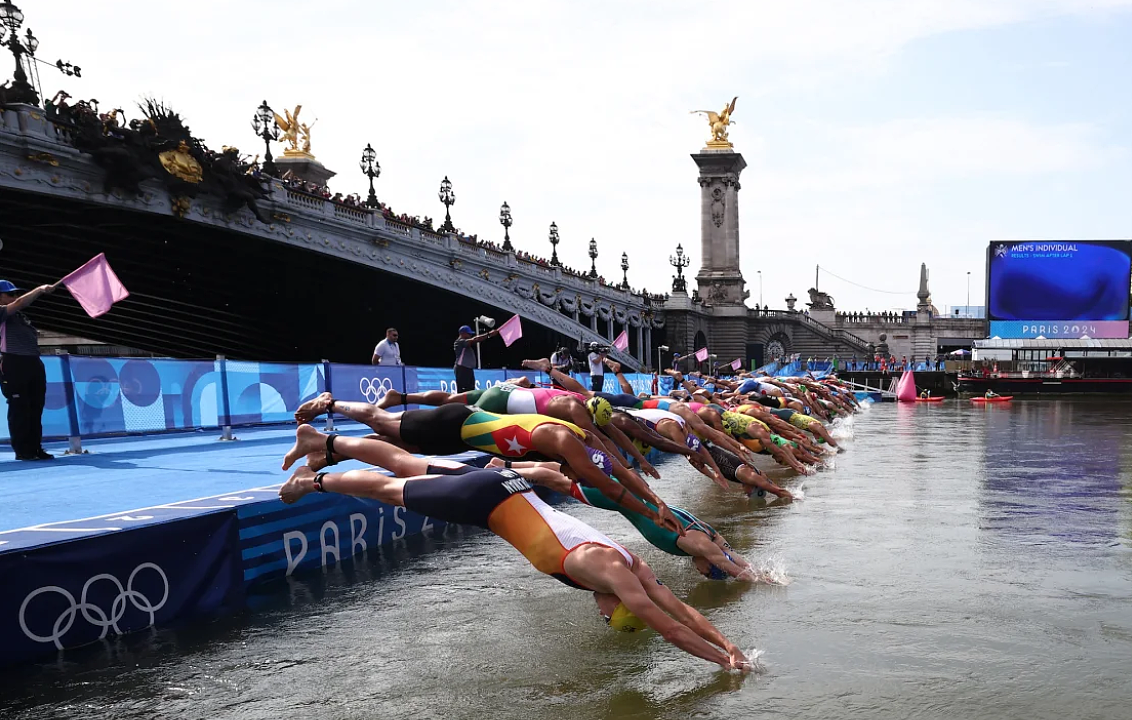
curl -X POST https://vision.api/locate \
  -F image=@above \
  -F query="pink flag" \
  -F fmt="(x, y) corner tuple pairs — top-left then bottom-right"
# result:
(497, 314), (522, 347)
(694, 347), (709, 363)
(731, 358), (742, 371)
(613, 330), (629, 352)
(61, 253), (129, 318)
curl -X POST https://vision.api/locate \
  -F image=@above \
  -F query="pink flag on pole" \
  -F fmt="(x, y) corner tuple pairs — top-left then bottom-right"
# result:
(61, 253), (129, 318)
(497, 314), (522, 347)
(694, 347), (709, 363)
(731, 358), (742, 371)
(613, 330), (629, 352)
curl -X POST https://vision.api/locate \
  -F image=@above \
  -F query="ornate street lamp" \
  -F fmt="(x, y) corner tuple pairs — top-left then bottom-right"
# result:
(620, 252), (629, 289)
(499, 201), (513, 251)
(669, 243), (690, 293)
(548, 222), (560, 266)
(0, 2), (40, 105)
(359, 143), (380, 208)
(438, 176), (456, 232)
(250, 100), (280, 176)
(588, 238), (599, 278)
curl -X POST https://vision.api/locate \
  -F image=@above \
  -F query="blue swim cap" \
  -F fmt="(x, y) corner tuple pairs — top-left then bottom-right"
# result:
(707, 564), (728, 580)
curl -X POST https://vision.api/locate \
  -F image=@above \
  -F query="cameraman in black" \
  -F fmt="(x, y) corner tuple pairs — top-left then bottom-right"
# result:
(586, 341), (609, 393)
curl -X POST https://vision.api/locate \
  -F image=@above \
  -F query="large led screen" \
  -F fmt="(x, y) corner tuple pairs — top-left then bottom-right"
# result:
(987, 240), (1132, 339)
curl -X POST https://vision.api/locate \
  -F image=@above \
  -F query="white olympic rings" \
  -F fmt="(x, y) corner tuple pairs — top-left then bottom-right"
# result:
(18, 562), (170, 649)
(359, 377), (394, 404)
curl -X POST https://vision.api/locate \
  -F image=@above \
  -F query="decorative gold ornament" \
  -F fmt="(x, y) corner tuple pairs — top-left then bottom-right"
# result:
(273, 104), (317, 158)
(26, 152), (59, 167)
(272, 212), (291, 223)
(691, 96), (738, 148)
(159, 141), (203, 183)
(479, 269), (491, 280)
(171, 196), (192, 218)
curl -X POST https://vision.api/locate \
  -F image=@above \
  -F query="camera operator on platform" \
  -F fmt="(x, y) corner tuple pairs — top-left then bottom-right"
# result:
(587, 342), (608, 392)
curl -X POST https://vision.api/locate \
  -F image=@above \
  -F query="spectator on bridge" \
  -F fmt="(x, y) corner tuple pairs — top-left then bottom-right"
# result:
(372, 327), (402, 366)
(0, 280), (56, 461)
(453, 324), (499, 392)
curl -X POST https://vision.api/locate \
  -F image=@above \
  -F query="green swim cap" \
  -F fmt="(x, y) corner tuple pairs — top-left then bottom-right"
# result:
(607, 602), (647, 632)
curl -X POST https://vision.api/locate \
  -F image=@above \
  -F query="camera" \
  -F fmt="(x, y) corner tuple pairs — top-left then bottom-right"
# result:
(588, 342), (611, 354)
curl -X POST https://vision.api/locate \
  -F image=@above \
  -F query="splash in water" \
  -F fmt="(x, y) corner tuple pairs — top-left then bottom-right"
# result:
(740, 648), (767, 674)
(739, 555), (792, 585)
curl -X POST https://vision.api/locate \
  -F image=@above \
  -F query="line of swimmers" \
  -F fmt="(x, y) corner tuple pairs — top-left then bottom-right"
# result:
(278, 360), (858, 672)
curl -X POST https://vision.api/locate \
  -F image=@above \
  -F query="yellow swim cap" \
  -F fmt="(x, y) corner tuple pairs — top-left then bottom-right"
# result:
(586, 396), (613, 427)
(607, 602), (647, 633)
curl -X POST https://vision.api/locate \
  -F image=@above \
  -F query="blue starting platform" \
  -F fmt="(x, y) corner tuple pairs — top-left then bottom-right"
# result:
(0, 422), (489, 668)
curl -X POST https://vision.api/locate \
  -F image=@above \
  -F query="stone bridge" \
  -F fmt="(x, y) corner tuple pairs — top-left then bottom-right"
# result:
(0, 104), (660, 367)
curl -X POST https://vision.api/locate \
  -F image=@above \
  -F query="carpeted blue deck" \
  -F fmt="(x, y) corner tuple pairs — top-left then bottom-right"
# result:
(0, 422), (371, 531)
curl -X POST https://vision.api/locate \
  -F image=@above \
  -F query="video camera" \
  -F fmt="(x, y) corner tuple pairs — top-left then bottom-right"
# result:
(587, 342), (612, 354)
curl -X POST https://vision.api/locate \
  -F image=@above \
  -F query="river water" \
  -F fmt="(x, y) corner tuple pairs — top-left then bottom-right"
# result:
(4, 398), (1132, 719)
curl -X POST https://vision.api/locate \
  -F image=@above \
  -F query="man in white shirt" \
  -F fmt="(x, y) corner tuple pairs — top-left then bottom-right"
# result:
(372, 328), (402, 366)
(587, 342), (607, 392)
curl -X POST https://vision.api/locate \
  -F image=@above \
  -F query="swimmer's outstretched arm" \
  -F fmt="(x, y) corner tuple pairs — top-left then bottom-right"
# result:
(568, 551), (743, 671)
(599, 421), (660, 479)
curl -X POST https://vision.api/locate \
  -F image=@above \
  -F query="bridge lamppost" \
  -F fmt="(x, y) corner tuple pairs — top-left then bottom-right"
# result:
(359, 143), (380, 208)
(589, 238), (599, 278)
(499, 201), (513, 251)
(250, 100), (279, 177)
(438, 176), (456, 232)
(0, 2), (40, 106)
(621, 252), (629, 289)
(670, 243), (690, 293)
(757, 269), (763, 307)
(548, 222), (560, 266)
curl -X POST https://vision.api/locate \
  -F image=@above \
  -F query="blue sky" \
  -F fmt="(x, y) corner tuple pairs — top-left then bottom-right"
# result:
(33, 0), (1132, 314)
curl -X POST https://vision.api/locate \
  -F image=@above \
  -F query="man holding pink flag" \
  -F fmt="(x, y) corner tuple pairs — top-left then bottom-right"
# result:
(453, 323), (500, 393)
(1, 254), (128, 461)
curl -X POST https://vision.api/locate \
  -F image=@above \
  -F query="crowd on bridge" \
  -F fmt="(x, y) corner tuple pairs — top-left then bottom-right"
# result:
(278, 334), (864, 673)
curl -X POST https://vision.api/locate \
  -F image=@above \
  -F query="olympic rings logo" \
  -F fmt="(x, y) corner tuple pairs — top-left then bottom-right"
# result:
(359, 377), (394, 404)
(18, 563), (170, 649)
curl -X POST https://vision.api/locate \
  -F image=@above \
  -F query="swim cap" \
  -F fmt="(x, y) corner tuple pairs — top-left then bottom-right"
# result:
(632, 438), (652, 455)
(707, 564), (728, 580)
(685, 434), (702, 453)
(586, 396), (613, 426)
(607, 602), (647, 632)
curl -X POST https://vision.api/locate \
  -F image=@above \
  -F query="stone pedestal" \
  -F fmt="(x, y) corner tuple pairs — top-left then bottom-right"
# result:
(692, 148), (748, 306)
(274, 152), (336, 187)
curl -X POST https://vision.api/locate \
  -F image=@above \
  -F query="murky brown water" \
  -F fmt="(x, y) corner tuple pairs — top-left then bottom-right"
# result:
(3, 398), (1132, 719)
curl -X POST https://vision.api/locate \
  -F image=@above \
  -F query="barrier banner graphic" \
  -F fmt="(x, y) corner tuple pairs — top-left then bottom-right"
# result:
(0, 511), (241, 667)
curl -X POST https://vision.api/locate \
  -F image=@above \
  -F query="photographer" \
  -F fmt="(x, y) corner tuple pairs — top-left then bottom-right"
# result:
(587, 342), (609, 392)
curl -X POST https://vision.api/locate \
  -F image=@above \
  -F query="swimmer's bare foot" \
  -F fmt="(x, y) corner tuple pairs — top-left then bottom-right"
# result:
(522, 358), (552, 373)
(283, 423), (324, 471)
(376, 388), (403, 410)
(295, 392), (334, 424)
(280, 466), (318, 504)
(305, 450), (329, 472)
(510, 376), (533, 388)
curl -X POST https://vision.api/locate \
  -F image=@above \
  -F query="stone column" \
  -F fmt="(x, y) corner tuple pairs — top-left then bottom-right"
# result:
(644, 325), (652, 368)
(636, 323), (644, 364)
(692, 149), (748, 306)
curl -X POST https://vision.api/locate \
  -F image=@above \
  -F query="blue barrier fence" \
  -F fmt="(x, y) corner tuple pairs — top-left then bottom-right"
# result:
(0, 356), (664, 445)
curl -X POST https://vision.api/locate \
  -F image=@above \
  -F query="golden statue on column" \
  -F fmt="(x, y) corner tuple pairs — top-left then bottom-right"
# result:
(691, 96), (738, 149)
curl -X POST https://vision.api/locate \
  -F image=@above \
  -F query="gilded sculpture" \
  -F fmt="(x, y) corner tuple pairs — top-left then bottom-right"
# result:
(273, 104), (316, 156)
(691, 96), (738, 148)
(158, 141), (203, 183)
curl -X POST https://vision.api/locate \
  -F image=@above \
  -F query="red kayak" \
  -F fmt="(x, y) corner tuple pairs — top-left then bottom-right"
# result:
(971, 396), (1013, 403)
(915, 397), (945, 403)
